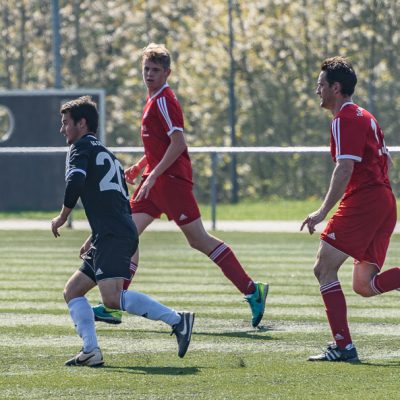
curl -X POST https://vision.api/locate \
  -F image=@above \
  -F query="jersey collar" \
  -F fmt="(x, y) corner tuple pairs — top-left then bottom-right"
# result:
(82, 133), (97, 140)
(339, 101), (354, 111)
(149, 83), (169, 100)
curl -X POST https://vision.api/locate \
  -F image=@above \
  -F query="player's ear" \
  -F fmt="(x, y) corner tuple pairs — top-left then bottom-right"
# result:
(77, 117), (87, 130)
(332, 81), (341, 95)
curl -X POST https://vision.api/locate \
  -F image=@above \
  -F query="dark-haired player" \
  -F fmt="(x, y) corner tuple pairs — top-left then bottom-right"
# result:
(51, 96), (194, 366)
(301, 57), (400, 361)
(92, 43), (268, 329)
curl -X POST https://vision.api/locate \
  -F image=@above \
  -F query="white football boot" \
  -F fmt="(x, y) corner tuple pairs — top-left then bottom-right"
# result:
(65, 347), (104, 367)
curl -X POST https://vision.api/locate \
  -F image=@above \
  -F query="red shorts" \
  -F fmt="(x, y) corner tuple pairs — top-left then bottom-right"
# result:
(130, 174), (201, 226)
(321, 186), (396, 270)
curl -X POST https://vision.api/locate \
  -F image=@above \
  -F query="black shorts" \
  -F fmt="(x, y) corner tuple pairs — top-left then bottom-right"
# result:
(80, 234), (138, 283)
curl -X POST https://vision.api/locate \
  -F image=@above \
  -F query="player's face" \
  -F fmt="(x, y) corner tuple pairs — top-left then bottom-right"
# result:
(316, 71), (335, 111)
(60, 112), (81, 145)
(142, 60), (171, 96)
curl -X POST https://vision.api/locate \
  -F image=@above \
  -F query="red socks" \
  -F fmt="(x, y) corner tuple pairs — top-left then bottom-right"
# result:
(320, 281), (352, 348)
(370, 267), (400, 294)
(208, 243), (255, 295)
(124, 244), (258, 297)
(123, 261), (138, 291)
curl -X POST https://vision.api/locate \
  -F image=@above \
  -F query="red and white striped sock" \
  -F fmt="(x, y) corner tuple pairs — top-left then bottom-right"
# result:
(370, 267), (400, 294)
(208, 242), (255, 295)
(320, 280), (352, 349)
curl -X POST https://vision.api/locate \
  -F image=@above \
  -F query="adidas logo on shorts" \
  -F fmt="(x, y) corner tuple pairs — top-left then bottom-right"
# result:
(327, 232), (336, 240)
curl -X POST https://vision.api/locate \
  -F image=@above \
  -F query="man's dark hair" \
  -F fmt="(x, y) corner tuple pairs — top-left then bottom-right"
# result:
(60, 96), (99, 133)
(321, 56), (357, 96)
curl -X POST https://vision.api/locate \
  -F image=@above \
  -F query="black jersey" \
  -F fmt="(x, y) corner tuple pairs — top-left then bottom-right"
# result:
(65, 134), (136, 241)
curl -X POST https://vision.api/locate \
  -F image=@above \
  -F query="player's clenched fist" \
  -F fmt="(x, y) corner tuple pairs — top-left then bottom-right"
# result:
(125, 156), (147, 185)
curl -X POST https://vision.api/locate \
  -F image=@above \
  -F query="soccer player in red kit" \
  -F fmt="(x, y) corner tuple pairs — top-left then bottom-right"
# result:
(93, 43), (268, 328)
(301, 56), (400, 362)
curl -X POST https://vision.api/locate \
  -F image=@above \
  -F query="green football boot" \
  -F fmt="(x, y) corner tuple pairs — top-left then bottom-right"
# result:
(245, 282), (269, 327)
(93, 304), (123, 325)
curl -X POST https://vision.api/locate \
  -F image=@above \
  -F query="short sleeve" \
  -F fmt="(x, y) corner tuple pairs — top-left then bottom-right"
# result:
(156, 95), (184, 136)
(331, 117), (366, 162)
(65, 142), (90, 181)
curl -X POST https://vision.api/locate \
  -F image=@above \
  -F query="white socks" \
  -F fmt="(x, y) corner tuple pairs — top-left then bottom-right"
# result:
(120, 290), (180, 326)
(68, 296), (98, 352)
(67, 292), (181, 353)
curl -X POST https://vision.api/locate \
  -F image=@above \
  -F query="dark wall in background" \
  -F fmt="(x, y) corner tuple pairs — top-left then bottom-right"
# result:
(0, 90), (104, 211)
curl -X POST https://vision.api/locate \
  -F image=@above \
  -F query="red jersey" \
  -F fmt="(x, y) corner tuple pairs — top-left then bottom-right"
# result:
(141, 83), (193, 183)
(330, 102), (391, 197)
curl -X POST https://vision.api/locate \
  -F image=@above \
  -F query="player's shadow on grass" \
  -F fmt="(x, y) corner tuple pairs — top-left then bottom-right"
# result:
(194, 328), (275, 341)
(136, 327), (275, 341)
(114, 324), (276, 341)
(103, 365), (201, 375)
(357, 360), (400, 368)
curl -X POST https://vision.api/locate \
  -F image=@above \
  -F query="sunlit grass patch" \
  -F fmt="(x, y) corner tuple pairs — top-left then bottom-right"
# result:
(1, 230), (400, 399)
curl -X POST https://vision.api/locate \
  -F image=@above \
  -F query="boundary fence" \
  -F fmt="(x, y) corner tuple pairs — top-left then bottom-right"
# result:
(2, 146), (400, 229)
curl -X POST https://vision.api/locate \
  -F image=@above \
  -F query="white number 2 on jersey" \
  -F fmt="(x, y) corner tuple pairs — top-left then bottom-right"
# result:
(96, 151), (129, 199)
(371, 119), (388, 156)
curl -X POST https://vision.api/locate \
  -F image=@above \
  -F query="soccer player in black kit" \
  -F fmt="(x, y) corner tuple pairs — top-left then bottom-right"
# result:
(51, 96), (194, 367)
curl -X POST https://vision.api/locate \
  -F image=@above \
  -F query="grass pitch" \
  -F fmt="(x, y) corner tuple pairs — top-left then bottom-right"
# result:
(1, 229), (400, 399)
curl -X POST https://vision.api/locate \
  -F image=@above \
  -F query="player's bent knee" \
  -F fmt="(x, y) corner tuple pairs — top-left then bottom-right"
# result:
(63, 284), (75, 303)
(63, 285), (83, 303)
(352, 282), (375, 297)
(103, 300), (121, 310)
(187, 239), (199, 250)
(313, 262), (324, 281)
(188, 233), (220, 255)
(354, 288), (374, 297)
(63, 290), (81, 304)
(101, 294), (121, 310)
(313, 263), (337, 283)
(187, 237), (207, 252)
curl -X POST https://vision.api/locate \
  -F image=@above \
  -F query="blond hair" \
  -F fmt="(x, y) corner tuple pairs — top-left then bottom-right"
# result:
(142, 43), (171, 70)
